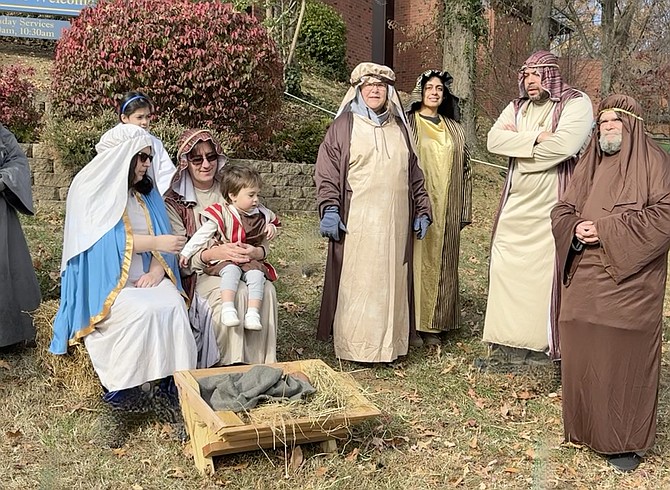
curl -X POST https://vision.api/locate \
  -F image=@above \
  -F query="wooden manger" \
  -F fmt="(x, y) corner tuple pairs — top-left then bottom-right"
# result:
(174, 359), (381, 475)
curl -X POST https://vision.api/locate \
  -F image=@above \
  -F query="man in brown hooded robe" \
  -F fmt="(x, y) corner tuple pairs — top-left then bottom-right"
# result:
(551, 94), (670, 472)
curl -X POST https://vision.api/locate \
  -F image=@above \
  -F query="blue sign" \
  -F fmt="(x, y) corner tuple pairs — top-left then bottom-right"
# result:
(0, 14), (69, 39)
(0, 0), (94, 17)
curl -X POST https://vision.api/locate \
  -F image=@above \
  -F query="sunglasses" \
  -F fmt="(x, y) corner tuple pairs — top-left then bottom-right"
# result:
(187, 152), (218, 166)
(137, 152), (153, 163)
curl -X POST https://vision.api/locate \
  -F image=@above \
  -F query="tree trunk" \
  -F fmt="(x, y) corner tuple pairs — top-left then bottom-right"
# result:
(442, 3), (477, 149)
(600, 0), (615, 96)
(531, 0), (552, 51)
(285, 0), (306, 68)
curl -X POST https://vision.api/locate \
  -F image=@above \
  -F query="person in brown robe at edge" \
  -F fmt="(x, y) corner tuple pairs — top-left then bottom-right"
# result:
(551, 94), (670, 472)
(315, 62), (432, 363)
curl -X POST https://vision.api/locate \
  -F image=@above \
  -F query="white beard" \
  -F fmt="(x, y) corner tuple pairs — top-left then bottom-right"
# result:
(599, 134), (622, 154)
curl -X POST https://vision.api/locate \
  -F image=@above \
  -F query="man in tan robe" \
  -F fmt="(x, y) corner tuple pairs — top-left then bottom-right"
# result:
(315, 62), (432, 363)
(551, 94), (670, 472)
(479, 51), (593, 369)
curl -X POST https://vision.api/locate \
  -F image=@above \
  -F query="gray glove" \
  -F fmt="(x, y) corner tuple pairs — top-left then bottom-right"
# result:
(413, 215), (431, 240)
(320, 206), (347, 241)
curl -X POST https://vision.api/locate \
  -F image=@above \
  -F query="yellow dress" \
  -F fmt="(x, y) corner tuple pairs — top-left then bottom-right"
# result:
(412, 114), (457, 332)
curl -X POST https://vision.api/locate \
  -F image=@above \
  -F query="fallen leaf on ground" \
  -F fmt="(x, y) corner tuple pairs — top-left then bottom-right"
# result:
(371, 437), (385, 450)
(390, 435), (410, 447)
(0, 360), (11, 370)
(230, 462), (249, 470)
(515, 390), (534, 400)
(345, 448), (359, 462)
(182, 444), (193, 457)
(160, 424), (174, 437)
(131, 485), (143, 490)
(167, 467), (186, 479)
(525, 448), (536, 460)
(441, 364), (456, 374)
(315, 466), (328, 477)
(280, 302), (304, 314)
(6, 429), (22, 439)
(503, 467), (519, 473)
(112, 448), (127, 457)
(289, 446), (303, 471)
(412, 439), (432, 451)
(469, 436), (478, 449)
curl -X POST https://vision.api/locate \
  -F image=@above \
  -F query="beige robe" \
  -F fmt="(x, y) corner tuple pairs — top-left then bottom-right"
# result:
(333, 115), (410, 362)
(167, 186), (277, 366)
(483, 96), (593, 352)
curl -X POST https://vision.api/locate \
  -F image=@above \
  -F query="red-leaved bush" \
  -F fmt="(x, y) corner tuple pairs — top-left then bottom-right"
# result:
(51, 0), (284, 152)
(0, 64), (41, 142)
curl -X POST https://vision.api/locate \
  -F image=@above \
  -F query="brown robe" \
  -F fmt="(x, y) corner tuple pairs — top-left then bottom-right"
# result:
(315, 111), (432, 342)
(551, 95), (670, 454)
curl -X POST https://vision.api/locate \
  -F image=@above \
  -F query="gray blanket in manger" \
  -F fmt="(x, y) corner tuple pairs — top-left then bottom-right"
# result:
(198, 365), (316, 412)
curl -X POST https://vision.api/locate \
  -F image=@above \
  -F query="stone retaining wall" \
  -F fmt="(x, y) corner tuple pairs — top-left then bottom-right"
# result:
(24, 143), (318, 215)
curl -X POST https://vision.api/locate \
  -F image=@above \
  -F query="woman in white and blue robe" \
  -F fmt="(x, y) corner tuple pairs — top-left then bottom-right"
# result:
(50, 125), (196, 443)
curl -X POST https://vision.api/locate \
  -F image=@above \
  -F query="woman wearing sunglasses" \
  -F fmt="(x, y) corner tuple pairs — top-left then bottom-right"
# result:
(164, 129), (278, 367)
(50, 124), (196, 447)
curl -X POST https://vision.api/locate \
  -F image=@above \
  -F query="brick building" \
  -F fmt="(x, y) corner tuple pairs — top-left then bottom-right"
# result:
(323, 0), (601, 118)
(322, 0), (441, 90)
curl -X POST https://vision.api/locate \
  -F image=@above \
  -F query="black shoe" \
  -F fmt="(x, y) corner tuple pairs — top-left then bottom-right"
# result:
(409, 333), (423, 348)
(608, 452), (641, 472)
(474, 356), (526, 374)
(524, 350), (552, 367)
(421, 333), (441, 346)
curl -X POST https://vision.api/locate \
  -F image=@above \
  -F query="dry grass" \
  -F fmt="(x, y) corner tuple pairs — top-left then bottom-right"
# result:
(2, 45), (670, 487)
(3, 163), (669, 490)
(241, 364), (367, 428)
(33, 300), (100, 400)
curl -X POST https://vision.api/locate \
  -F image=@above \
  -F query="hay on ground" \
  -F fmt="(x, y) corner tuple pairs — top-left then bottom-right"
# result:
(239, 362), (370, 437)
(33, 300), (100, 400)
